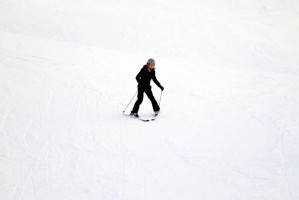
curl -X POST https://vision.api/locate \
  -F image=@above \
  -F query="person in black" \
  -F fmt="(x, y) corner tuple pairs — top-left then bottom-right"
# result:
(131, 58), (164, 117)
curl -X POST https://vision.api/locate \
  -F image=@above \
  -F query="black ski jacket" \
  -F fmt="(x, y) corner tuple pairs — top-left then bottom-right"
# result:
(136, 65), (163, 89)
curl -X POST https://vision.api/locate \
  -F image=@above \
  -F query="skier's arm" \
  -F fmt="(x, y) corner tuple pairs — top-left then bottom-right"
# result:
(136, 69), (143, 82)
(152, 71), (164, 90)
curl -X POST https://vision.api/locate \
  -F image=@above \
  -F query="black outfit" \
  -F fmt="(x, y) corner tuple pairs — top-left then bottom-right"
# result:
(131, 65), (164, 113)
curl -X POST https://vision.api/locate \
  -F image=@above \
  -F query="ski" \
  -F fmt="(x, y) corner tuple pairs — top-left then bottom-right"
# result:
(123, 113), (150, 122)
(123, 113), (159, 122)
(139, 118), (150, 122)
(150, 113), (159, 121)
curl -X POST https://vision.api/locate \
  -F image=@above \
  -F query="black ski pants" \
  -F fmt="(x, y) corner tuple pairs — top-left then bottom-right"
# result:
(132, 86), (159, 113)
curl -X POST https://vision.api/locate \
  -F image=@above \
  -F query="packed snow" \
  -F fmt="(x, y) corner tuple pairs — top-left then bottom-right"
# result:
(1, 0), (299, 199)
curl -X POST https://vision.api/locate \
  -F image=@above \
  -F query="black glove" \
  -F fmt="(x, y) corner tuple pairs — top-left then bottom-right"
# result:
(160, 86), (164, 91)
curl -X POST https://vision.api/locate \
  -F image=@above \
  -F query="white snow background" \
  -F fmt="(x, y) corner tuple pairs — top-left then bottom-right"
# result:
(1, 0), (299, 199)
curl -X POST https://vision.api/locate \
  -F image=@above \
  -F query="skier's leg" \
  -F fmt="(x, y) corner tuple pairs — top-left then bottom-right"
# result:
(131, 87), (144, 113)
(145, 86), (160, 112)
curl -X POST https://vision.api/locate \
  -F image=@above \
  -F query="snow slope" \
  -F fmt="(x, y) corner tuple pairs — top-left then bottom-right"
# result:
(1, 0), (299, 199)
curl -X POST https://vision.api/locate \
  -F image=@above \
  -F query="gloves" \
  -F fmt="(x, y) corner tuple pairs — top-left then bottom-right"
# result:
(160, 86), (164, 91)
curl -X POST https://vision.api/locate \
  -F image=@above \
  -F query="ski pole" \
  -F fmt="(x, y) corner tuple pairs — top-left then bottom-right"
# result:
(158, 90), (163, 107)
(123, 90), (137, 113)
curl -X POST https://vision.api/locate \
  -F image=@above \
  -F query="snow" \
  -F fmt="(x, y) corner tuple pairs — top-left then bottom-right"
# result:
(1, 0), (299, 199)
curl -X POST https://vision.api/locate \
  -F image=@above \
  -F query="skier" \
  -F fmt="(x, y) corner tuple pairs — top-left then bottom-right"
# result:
(130, 58), (164, 118)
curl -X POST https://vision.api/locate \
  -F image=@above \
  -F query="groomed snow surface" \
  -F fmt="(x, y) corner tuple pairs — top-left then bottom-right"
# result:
(1, 1), (299, 199)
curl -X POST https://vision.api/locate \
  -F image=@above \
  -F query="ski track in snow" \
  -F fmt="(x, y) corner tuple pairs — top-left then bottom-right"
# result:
(1, 1), (299, 200)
